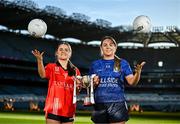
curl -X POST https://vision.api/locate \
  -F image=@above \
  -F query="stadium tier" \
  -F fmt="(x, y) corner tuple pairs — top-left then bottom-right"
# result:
(0, 30), (180, 111)
(0, 0), (180, 112)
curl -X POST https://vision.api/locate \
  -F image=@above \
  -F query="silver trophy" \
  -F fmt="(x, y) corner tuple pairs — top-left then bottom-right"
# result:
(82, 74), (96, 106)
(73, 76), (82, 104)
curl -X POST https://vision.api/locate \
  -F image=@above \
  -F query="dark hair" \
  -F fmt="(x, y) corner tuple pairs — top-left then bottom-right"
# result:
(114, 55), (121, 72)
(67, 61), (77, 76)
(56, 61), (76, 76)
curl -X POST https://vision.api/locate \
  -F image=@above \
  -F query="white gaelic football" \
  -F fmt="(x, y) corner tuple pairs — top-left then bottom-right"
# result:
(133, 15), (151, 33)
(28, 19), (47, 38)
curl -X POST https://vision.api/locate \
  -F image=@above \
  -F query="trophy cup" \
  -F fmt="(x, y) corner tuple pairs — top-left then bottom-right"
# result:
(82, 74), (96, 106)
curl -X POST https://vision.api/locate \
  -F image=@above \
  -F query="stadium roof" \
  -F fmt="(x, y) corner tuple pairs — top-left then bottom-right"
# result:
(0, 0), (180, 47)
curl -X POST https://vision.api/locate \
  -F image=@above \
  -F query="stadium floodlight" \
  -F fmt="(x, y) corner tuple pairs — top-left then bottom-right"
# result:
(61, 38), (82, 43)
(152, 26), (164, 32)
(158, 61), (163, 67)
(118, 42), (144, 48)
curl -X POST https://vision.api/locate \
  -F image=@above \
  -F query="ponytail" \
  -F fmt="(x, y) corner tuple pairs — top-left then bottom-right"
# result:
(67, 60), (77, 76)
(56, 60), (76, 76)
(114, 55), (121, 72)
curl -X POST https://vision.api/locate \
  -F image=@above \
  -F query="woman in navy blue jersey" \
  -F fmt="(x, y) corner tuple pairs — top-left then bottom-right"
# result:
(90, 36), (145, 124)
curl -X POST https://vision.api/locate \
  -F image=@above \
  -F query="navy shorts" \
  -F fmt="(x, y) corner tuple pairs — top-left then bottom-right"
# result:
(91, 101), (129, 123)
(47, 113), (74, 122)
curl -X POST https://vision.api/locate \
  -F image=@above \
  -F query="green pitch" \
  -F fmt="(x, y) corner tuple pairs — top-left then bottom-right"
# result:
(0, 111), (180, 124)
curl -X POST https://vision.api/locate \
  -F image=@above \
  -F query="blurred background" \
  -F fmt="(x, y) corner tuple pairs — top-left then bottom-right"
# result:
(0, 0), (180, 123)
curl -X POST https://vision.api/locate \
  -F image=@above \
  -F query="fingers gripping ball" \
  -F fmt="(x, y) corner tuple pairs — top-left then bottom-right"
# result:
(28, 19), (47, 38)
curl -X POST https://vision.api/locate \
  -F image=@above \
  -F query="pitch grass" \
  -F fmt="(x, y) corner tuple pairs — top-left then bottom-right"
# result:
(0, 111), (180, 124)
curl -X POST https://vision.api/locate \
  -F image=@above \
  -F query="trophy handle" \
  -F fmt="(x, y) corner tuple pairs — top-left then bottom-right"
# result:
(90, 74), (96, 104)
(73, 76), (83, 104)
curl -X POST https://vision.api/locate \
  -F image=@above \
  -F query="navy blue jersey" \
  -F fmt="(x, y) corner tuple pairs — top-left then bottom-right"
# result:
(89, 59), (133, 103)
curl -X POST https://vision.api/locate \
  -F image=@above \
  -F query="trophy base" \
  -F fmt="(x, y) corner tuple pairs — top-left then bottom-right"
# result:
(83, 97), (92, 106)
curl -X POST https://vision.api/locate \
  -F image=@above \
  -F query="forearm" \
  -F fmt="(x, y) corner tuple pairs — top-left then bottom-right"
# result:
(127, 70), (141, 86)
(132, 71), (141, 86)
(37, 59), (46, 78)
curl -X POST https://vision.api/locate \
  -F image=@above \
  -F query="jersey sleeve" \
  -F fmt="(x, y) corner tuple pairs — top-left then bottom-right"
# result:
(122, 60), (133, 76)
(45, 63), (52, 79)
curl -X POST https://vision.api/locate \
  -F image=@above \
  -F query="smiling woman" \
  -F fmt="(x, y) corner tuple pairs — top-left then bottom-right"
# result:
(31, 42), (82, 124)
(89, 36), (146, 124)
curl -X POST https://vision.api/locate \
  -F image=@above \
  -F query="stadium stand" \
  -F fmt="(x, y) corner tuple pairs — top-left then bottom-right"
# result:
(0, 0), (180, 112)
(1, 30), (179, 111)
